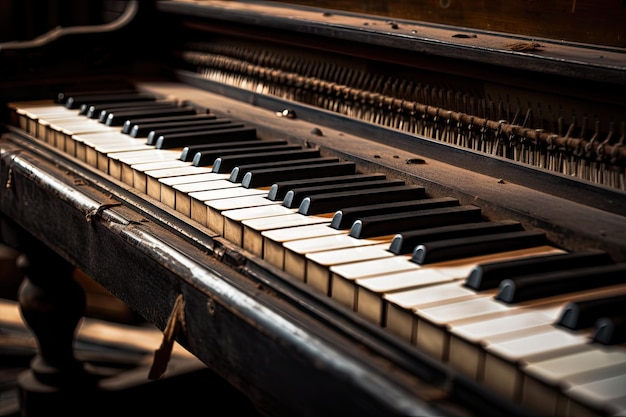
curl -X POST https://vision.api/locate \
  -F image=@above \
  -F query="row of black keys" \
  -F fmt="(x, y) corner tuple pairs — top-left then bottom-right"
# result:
(56, 89), (626, 345)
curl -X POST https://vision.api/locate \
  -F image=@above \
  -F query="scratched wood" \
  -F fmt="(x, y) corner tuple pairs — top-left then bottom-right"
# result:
(275, 0), (626, 48)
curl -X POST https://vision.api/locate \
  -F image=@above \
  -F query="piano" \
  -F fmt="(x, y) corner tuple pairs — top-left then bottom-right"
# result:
(1, 1), (625, 416)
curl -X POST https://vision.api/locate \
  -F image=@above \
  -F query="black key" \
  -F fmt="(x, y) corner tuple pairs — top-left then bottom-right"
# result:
(331, 197), (458, 230)
(239, 161), (357, 188)
(128, 114), (224, 138)
(283, 179), (405, 208)
(496, 262), (626, 304)
(105, 106), (198, 126)
(79, 100), (177, 121)
(210, 148), (319, 172)
(465, 250), (613, 291)
(64, 92), (155, 109)
(232, 157), (343, 184)
(300, 185), (426, 216)
(388, 220), (524, 255)
(180, 140), (289, 162)
(137, 118), (232, 139)
(57, 89), (138, 104)
(122, 113), (216, 134)
(98, 102), (181, 122)
(412, 230), (547, 265)
(83, 99), (169, 118)
(267, 174), (387, 201)
(593, 314), (626, 345)
(146, 119), (245, 146)
(192, 144), (302, 166)
(557, 293), (626, 330)
(146, 121), (242, 145)
(350, 204), (481, 238)
(155, 127), (257, 149)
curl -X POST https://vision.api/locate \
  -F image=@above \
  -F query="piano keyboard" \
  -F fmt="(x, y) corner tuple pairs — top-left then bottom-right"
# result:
(6, 88), (626, 417)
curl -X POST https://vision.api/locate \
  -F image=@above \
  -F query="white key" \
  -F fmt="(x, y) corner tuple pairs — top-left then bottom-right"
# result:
(205, 195), (281, 235)
(482, 325), (591, 402)
(49, 120), (117, 152)
(131, 160), (192, 195)
(94, 141), (157, 171)
(359, 268), (457, 326)
(330, 255), (418, 310)
(448, 307), (562, 379)
(222, 204), (297, 247)
(186, 187), (271, 227)
(142, 165), (213, 196)
(262, 224), (344, 271)
(171, 178), (240, 213)
(566, 372), (626, 417)
(160, 172), (230, 210)
(283, 233), (392, 281)
(522, 348), (626, 416)
(241, 212), (329, 257)
(108, 149), (182, 180)
(305, 243), (392, 296)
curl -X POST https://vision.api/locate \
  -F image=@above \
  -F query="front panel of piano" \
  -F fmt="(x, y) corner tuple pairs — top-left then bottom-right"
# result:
(1, 1), (625, 416)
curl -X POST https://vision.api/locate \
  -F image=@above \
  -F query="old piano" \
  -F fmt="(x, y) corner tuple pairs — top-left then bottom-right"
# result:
(1, 1), (625, 416)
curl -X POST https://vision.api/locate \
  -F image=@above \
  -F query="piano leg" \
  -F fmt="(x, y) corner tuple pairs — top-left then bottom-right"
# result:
(14, 234), (98, 416)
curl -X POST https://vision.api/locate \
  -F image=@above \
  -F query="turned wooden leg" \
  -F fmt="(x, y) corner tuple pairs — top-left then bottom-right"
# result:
(16, 241), (97, 416)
